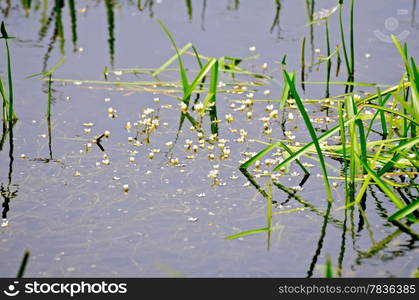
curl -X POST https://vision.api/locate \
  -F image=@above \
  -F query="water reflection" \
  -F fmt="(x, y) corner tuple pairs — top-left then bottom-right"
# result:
(226, 0), (239, 11)
(0, 0), (11, 18)
(0, 0), (297, 70)
(1, 125), (19, 228)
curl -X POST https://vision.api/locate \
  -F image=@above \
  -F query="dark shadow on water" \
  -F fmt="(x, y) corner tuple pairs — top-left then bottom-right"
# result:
(201, 0), (206, 31)
(1, 124), (19, 227)
(270, 0), (281, 39)
(41, 0), (65, 72)
(105, 0), (115, 67)
(306, 202), (332, 278)
(68, 0), (78, 52)
(0, 0), (11, 18)
(278, 174), (309, 206)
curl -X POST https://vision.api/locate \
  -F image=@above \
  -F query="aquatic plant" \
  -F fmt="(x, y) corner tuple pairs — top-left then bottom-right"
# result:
(0, 21), (17, 127)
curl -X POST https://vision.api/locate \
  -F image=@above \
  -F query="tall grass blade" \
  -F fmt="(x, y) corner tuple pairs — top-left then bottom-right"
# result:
(349, 0), (355, 89)
(183, 58), (216, 101)
(279, 70), (294, 109)
(0, 22), (17, 124)
(47, 74), (52, 120)
(185, 0), (192, 22)
(355, 119), (367, 174)
(240, 142), (282, 170)
(284, 70), (333, 202)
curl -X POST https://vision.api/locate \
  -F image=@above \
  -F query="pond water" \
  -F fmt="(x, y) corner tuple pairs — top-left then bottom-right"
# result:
(0, 0), (418, 277)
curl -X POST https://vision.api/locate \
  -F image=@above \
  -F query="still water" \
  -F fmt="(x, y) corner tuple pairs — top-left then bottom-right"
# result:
(0, 0), (418, 277)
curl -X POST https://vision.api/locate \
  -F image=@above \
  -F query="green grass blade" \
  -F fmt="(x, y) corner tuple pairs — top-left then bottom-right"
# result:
(0, 76), (8, 123)
(338, 102), (348, 193)
(393, 92), (416, 118)
(301, 36), (306, 92)
(225, 227), (270, 240)
(355, 119), (367, 174)
(284, 70), (333, 202)
(361, 104), (419, 126)
(366, 91), (391, 138)
(151, 42), (193, 77)
(191, 45), (204, 68)
(17, 251), (30, 278)
(325, 19), (331, 98)
(47, 74), (52, 120)
(156, 20), (189, 93)
(278, 142), (310, 175)
(359, 158), (407, 211)
(267, 181), (272, 230)
(209, 60), (219, 135)
(349, 0), (355, 83)
(303, 81), (379, 87)
(5, 38), (15, 122)
(103, 66), (109, 80)
(388, 199), (419, 222)
(378, 89), (388, 138)
(389, 136), (419, 153)
(392, 36), (419, 118)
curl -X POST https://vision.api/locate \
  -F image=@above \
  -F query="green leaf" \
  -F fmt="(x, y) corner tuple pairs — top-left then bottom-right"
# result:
(0, 21), (8, 39)
(152, 42), (193, 78)
(225, 227), (270, 240)
(156, 20), (189, 93)
(388, 199), (419, 222)
(359, 157), (415, 222)
(240, 142), (283, 170)
(284, 70), (333, 202)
